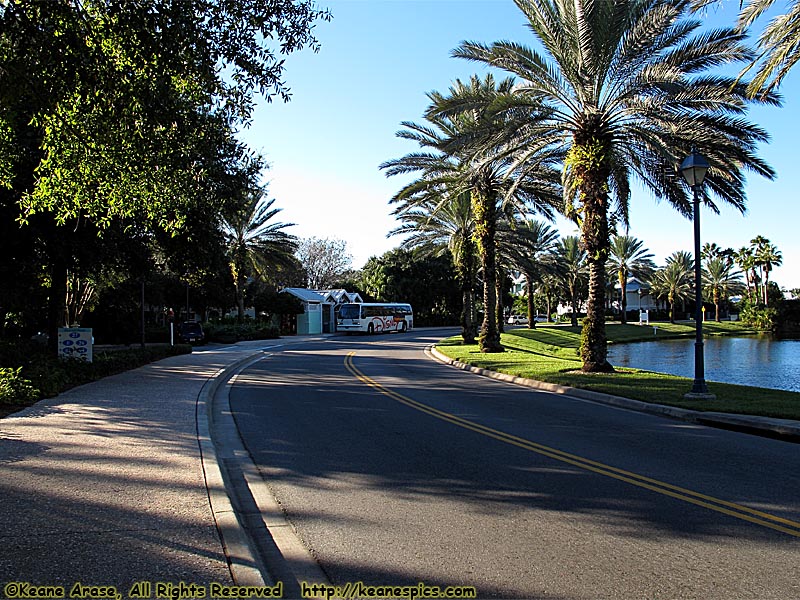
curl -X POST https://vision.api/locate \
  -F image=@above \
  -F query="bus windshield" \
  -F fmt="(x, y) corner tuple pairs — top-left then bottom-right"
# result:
(338, 304), (361, 320)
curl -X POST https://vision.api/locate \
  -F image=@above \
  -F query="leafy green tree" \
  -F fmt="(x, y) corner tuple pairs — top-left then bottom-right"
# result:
(607, 236), (655, 324)
(221, 191), (298, 322)
(452, 0), (777, 371)
(360, 248), (460, 326)
(1, 0), (330, 227)
(1, 0), (328, 344)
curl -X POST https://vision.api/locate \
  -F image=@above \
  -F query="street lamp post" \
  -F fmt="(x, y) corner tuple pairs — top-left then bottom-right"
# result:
(680, 149), (715, 400)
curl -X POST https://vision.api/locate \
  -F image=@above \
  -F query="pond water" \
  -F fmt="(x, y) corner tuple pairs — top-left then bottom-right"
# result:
(607, 336), (800, 392)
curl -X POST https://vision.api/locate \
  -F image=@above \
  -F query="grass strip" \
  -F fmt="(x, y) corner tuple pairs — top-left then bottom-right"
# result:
(436, 322), (800, 421)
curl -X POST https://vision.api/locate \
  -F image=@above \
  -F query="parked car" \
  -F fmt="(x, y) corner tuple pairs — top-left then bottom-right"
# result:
(534, 314), (549, 323)
(178, 321), (205, 344)
(507, 315), (529, 325)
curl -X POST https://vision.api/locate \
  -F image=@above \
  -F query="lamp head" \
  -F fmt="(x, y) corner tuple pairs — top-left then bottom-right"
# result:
(680, 149), (710, 188)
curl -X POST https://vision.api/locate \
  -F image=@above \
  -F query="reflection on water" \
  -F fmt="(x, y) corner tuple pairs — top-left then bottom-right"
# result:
(607, 336), (800, 392)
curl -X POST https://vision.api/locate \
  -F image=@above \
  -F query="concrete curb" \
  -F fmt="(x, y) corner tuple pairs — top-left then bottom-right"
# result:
(197, 352), (269, 586)
(428, 345), (800, 443)
(198, 348), (331, 594)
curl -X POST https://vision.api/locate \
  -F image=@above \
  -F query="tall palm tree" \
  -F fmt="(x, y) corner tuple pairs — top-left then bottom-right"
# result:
(499, 218), (560, 328)
(450, 0), (777, 371)
(390, 191), (478, 343)
(650, 261), (692, 323)
(607, 235), (656, 324)
(751, 236), (782, 305)
(734, 246), (758, 301)
(382, 74), (561, 352)
(667, 250), (695, 316)
(554, 235), (588, 327)
(702, 256), (744, 321)
(221, 192), (298, 322)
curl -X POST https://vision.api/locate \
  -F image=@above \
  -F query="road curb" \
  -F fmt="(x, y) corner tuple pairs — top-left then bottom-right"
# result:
(198, 348), (331, 594)
(197, 352), (269, 586)
(428, 345), (800, 443)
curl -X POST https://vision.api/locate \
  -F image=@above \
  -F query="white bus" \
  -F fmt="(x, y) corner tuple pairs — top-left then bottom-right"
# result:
(336, 303), (413, 334)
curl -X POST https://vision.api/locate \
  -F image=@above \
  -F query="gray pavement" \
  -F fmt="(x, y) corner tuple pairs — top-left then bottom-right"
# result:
(0, 342), (267, 598)
(0, 335), (798, 599)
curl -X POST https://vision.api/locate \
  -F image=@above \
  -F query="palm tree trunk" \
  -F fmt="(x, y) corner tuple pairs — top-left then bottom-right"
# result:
(570, 282), (579, 327)
(473, 191), (502, 352)
(495, 266), (505, 336)
(579, 201), (613, 372)
(236, 273), (246, 323)
(619, 270), (628, 324)
(457, 250), (476, 344)
(574, 134), (614, 372)
(525, 277), (535, 329)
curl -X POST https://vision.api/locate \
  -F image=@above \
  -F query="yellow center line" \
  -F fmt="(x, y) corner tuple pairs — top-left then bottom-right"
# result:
(344, 352), (800, 538)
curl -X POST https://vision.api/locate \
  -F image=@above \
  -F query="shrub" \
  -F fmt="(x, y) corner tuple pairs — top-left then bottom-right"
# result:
(0, 367), (40, 405)
(740, 304), (777, 330)
(203, 321), (280, 343)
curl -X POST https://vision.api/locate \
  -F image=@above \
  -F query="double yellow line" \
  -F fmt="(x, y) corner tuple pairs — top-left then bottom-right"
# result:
(344, 352), (800, 538)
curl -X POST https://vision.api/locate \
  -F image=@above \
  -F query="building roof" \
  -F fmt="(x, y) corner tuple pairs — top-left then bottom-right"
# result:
(280, 288), (325, 303)
(615, 276), (650, 292)
(314, 289), (364, 304)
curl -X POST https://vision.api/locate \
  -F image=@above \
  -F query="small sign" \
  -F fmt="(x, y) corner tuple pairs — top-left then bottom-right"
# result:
(58, 328), (93, 362)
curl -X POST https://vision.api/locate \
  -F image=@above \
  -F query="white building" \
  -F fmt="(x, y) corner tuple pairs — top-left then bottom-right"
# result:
(614, 276), (657, 314)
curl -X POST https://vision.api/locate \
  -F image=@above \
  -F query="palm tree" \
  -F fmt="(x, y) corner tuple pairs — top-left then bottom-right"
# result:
(702, 256), (744, 321)
(391, 191), (478, 343)
(499, 219), (560, 328)
(450, 0), (777, 371)
(554, 236), (588, 327)
(221, 192), (298, 322)
(734, 246), (758, 301)
(382, 74), (561, 353)
(751, 236), (782, 305)
(607, 235), (655, 324)
(536, 273), (562, 323)
(650, 261), (693, 324)
(692, 0), (800, 97)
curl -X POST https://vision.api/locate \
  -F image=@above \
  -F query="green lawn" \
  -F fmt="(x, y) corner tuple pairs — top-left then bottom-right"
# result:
(435, 322), (800, 421)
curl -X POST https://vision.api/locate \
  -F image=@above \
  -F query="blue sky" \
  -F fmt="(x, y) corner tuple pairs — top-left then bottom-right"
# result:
(239, 0), (799, 290)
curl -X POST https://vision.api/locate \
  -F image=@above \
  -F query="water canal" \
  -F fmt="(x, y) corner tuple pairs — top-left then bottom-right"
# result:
(607, 335), (800, 392)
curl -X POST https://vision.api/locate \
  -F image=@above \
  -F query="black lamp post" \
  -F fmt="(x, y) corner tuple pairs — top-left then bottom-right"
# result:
(680, 149), (715, 399)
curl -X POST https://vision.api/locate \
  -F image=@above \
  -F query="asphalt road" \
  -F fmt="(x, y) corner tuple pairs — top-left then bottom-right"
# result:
(229, 330), (800, 599)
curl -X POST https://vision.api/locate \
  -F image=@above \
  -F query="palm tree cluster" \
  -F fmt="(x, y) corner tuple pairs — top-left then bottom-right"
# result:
(383, 0), (778, 372)
(734, 235), (783, 306)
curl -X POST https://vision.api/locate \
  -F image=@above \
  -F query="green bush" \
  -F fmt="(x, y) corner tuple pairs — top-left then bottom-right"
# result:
(0, 367), (40, 405)
(740, 304), (777, 330)
(203, 321), (279, 343)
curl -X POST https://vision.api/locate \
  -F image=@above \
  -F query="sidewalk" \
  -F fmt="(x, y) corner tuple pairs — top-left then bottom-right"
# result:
(0, 342), (266, 595)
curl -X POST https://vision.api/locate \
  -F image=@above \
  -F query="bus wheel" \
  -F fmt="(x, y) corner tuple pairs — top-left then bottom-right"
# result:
(368, 323), (374, 334)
